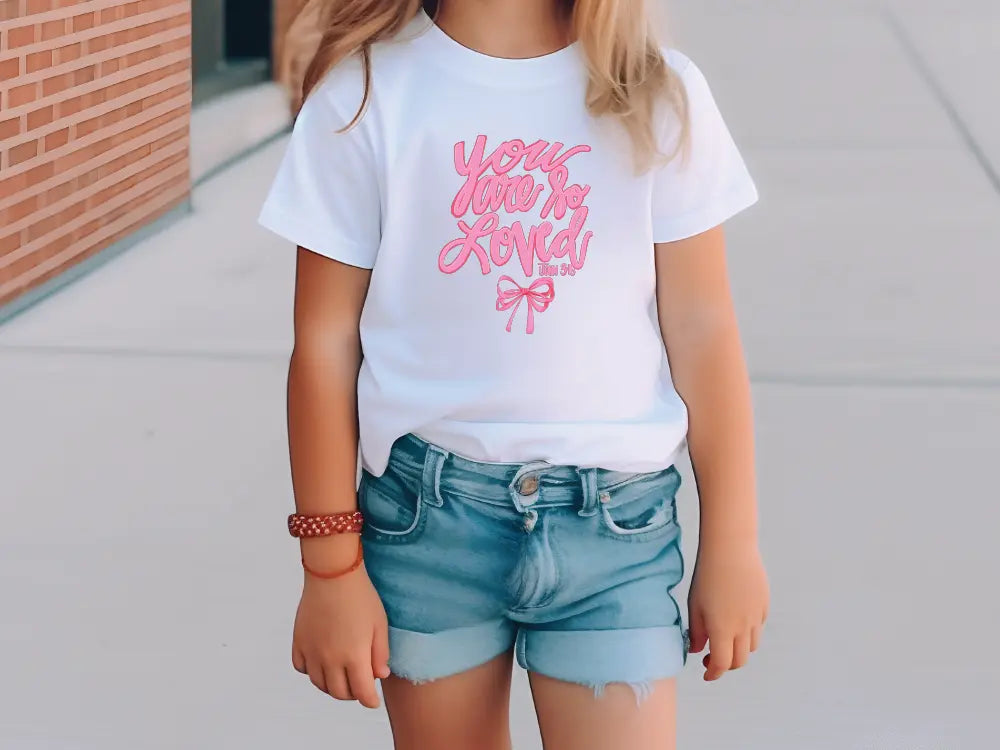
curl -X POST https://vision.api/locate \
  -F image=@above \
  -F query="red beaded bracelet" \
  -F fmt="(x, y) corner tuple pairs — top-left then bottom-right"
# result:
(288, 511), (364, 538)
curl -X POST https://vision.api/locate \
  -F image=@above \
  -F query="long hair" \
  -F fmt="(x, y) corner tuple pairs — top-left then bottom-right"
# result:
(278, 0), (688, 170)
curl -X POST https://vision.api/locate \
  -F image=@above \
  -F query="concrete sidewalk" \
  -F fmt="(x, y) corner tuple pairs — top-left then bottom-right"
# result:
(2, 2), (999, 748)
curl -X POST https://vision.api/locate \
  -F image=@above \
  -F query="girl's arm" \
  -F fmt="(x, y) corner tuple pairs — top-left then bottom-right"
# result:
(288, 247), (390, 708)
(655, 226), (769, 681)
(288, 247), (369, 571)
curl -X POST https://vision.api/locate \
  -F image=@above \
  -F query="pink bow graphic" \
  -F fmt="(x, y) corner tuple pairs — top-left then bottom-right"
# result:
(495, 276), (555, 334)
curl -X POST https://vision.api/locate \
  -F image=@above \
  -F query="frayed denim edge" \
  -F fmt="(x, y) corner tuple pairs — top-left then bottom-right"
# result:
(388, 670), (436, 686)
(590, 680), (655, 705)
(390, 670), (657, 706)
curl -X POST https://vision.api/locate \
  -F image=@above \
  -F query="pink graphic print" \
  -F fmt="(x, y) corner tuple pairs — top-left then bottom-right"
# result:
(438, 135), (594, 334)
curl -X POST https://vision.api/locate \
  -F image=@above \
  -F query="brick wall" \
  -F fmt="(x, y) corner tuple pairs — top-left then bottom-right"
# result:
(0, 0), (192, 308)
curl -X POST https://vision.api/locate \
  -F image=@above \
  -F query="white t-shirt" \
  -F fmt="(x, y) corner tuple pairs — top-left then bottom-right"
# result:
(259, 11), (758, 476)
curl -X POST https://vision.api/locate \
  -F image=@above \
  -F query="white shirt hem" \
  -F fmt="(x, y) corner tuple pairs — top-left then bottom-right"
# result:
(258, 203), (377, 269)
(652, 180), (759, 244)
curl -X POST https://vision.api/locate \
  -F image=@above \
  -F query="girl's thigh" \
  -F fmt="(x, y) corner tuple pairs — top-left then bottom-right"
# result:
(528, 673), (677, 750)
(382, 650), (515, 750)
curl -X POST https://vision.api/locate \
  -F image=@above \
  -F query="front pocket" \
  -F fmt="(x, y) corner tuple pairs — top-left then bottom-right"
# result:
(358, 468), (426, 543)
(598, 468), (681, 541)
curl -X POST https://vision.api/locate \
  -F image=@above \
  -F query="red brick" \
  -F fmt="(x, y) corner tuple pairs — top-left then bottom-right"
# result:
(74, 168), (96, 190)
(25, 49), (53, 73)
(105, 107), (129, 127)
(27, 207), (68, 243)
(26, 105), (53, 129)
(62, 200), (86, 223)
(57, 95), (83, 117)
(44, 177), (77, 206)
(0, 172), (29, 201)
(75, 113), (103, 138)
(6, 194), (38, 222)
(41, 71), (73, 96)
(150, 127), (187, 152)
(73, 217), (103, 244)
(9, 140), (39, 167)
(8, 82), (37, 107)
(142, 82), (191, 109)
(72, 12), (96, 31)
(41, 19), (67, 41)
(100, 7), (123, 23)
(53, 142), (102, 173)
(97, 143), (149, 180)
(74, 65), (96, 85)
(142, 0), (189, 12)
(0, 0), (21, 23)
(45, 230), (76, 261)
(55, 42), (82, 63)
(124, 46), (159, 67)
(8, 25), (36, 48)
(0, 117), (19, 139)
(0, 231), (20, 256)
(45, 127), (70, 151)
(24, 161), (54, 186)
(0, 57), (19, 81)
(26, 0), (54, 13)
(87, 34), (111, 53)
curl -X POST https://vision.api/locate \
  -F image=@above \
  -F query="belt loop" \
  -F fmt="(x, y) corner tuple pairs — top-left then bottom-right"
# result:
(421, 444), (448, 507)
(577, 468), (599, 517)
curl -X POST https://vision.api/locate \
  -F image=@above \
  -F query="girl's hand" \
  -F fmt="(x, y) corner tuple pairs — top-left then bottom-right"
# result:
(687, 541), (769, 681)
(292, 552), (391, 708)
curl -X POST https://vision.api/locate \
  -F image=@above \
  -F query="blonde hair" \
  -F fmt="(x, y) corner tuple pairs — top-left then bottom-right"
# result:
(279, 0), (688, 170)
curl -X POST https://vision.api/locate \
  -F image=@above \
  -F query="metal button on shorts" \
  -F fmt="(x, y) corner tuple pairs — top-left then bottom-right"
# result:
(518, 475), (540, 496)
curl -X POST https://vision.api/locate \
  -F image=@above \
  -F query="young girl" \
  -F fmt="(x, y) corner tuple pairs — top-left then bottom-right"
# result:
(261, 1), (769, 748)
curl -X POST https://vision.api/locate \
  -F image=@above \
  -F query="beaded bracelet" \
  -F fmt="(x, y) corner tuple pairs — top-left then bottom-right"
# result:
(287, 511), (364, 538)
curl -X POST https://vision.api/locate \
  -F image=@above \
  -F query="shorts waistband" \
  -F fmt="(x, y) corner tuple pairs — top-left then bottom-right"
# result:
(380, 433), (673, 516)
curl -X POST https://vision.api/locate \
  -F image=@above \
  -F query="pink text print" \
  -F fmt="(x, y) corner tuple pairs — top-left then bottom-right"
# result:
(439, 136), (594, 279)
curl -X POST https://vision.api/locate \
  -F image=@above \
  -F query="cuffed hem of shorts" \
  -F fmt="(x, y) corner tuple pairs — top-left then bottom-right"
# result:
(387, 620), (516, 683)
(515, 625), (687, 694)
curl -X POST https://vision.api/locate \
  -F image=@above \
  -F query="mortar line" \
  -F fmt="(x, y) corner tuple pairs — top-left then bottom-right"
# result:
(882, 7), (1000, 196)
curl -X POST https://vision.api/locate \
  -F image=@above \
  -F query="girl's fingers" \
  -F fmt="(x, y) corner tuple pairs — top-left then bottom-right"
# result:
(326, 666), (353, 701)
(292, 647), (307, 674)
(372, 621), (391, 679)
(750, 625), (761, 653)
(347, 661), (381, 709)
(704, 632), (733, 681)
(306, 662), (327, 694)
(731, 632), (750, 670)
(688, 610), (708, 654)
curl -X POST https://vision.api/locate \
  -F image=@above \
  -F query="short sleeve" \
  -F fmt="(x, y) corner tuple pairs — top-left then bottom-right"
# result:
(651, 52), (758, 244)
(258, 76), (381, 268)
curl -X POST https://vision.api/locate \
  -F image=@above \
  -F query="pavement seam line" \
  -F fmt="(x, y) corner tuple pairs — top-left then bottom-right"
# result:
(2, 344), (999, 389)
(0, 344), (287, 364)
(881, 7), (1000, 196)
(193, 126), (293, 189)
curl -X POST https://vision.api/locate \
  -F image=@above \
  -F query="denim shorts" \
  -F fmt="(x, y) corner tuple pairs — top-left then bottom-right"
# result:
(359, 434), (688, 695)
